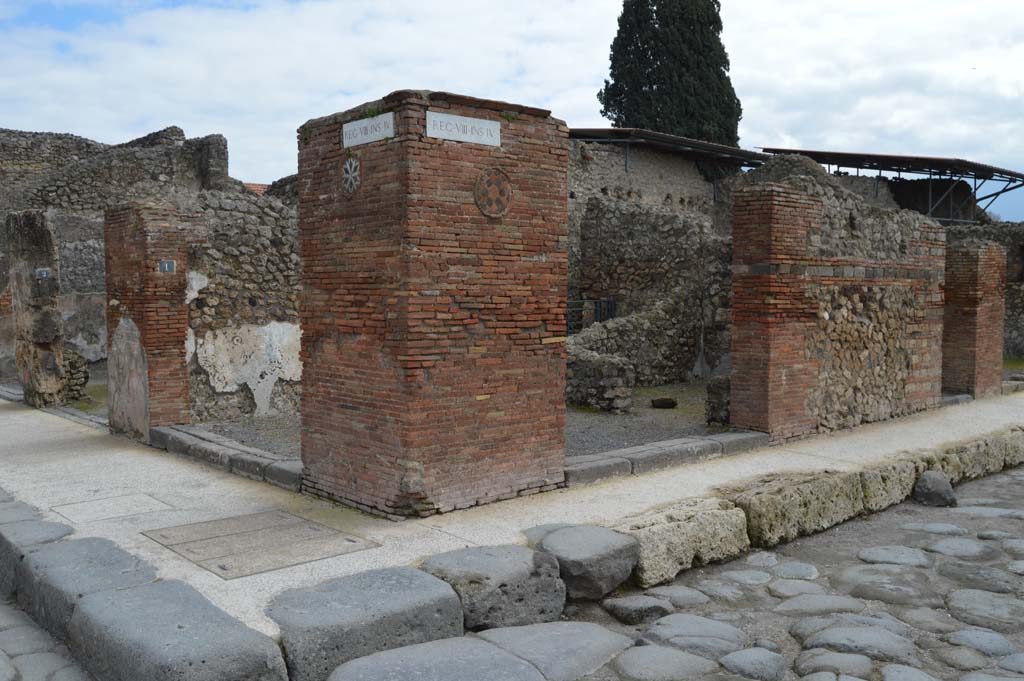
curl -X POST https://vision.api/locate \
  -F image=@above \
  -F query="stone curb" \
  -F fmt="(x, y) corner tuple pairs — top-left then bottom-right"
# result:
(150, 425), (303, 492)
(0, 491), (289, 681)
(565, 430), (770, 485)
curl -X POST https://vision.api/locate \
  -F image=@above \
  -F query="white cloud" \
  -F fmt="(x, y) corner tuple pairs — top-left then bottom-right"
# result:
(1, 0), (1022, 217)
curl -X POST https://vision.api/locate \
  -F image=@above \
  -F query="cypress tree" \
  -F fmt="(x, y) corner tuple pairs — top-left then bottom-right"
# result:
(598, 0), (743, 147)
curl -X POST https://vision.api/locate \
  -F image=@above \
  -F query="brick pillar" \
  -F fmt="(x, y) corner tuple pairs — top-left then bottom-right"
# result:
(942, 240), (1006, 398)
(729, 185), (821, 439)
(104, 204), (193, 441)
(298, 90), (569, 518)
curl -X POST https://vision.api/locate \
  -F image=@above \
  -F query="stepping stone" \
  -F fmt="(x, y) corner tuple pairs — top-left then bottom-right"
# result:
(946, 590), (1024, 633)
(644, 614), (750, 659)
(16, 537), (157, 639)
(934, 646), (989, 671)
(538, 526), (639, 600)
(268, 567), (463, 681)
(746, 552), (778, 568)
(645, 585), (709, 608)
(602, 595), (673, 625)
(768, 579), (825, 598)
(978, 531), (1013, 540)
(927, 538), (1001, 561)
(722, 570), (772, 586)
(900, 522), (967, 535)
(946, 629), (1017, 657)
(912, 470), (956, 506)
(772, 562), (819, 580)
(938, 563), (1017, 594)
(880, 665), (940, 681)
(612, 645), (718, 681)
(803, 626), (920, 665)
(999, 654), (1024, 674)
(1002, 539), (1024, 558)
(858, 546), (932, 567)
(421, 545), (565, 630)
(775, 595), (866, 616)
(327, 637), (544, 681)
(795, 648), (873, 678)
(719, 647), (787, 681)
(0, 521), (74, 599)
(67, 580), (287, 681)
(478, 622), (633, 681)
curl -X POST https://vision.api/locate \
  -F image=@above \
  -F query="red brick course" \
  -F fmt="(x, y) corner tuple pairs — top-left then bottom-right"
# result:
(298, 91), (569, 518)
(942, 240), (1005, 398)
(104, 204), (194, 431)
(730, 183), (945, 441)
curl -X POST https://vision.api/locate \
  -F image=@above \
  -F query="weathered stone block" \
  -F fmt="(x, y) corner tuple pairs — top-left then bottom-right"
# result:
(0, 521), (73, 599)
(16, 537), (157, 639)
(67, 580), (287, 681)
(267, 567), (463, 681)
(421, 545), (564, 630)
(860, 460), (917, 512)
(614, 497), (750, 587)
(537, 525), (639, 599)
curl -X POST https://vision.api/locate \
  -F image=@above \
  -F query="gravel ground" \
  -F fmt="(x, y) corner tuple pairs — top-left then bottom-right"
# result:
(566, 467), (1024, 681)
(201, 415), (302, 459)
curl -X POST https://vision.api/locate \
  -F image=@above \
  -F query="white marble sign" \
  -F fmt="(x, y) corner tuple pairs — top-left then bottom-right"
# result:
(342, 112), (394, 148)
(426, 111), (501, 147)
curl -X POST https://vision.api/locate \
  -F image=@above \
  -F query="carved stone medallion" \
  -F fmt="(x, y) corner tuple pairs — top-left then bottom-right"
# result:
(474, 168), (513, 218)
(341, 157), (361, 194)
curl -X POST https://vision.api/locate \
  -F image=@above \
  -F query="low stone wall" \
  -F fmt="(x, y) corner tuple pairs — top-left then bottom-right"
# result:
(566, 342), (635, 413)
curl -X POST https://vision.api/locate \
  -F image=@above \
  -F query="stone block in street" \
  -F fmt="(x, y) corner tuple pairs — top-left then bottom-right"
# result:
(478, 622), (633, 681)
(267, 567), (463, 681)
(0, 521), (73, 599)
(538, 526), (639, 599)
(67, 580), (287, 681)
(912, 470), (957, 507)
(328, 637), (545, 681)
(421, 545), (565, 630)
(612, 644), (718, 680)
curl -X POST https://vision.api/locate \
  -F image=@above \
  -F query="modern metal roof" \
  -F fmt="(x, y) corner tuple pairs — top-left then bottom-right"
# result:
(760, 147), (1024, 183)
(570, 128), (768, 167)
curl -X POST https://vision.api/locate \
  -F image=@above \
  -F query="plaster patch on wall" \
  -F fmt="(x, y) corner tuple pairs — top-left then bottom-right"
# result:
(185, 270), (209, 304)
(185, 327), (196, 365)
(194, 321), (300, 416)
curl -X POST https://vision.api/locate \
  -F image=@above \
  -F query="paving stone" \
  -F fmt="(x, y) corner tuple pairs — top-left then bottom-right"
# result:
(1001, 539), (1024, 558)
(912, 470), (957, 506)
(644, 614), (750, 659)
(790, 617), (838, 643)
(999, 654), (1024, 674)
(0, 521), (73, 598)
(880, 665), (941, 681)
(694, 579), (747, 603)
(0, 604), (36, 632)
(937, 563), (1018, 594)
(959, 674), (1024, 681)
(0, 654), (14, 681)
(68, 580), (287, 681)
(951, 507), (1024, 519)
(775, 595), (866, 616)
(602, 595), (673, 625)
(858, 546), (932, 567)
(934, 646), (990, 671)
(612, 645), (719, 681)
(538, 526), (639, 600)
(49, 667), (90, 681)
(772, 562), (819, 580)
(722, 570), (772, 586)
(0, 626), (56, 657)
(795, 649), (874, 678)
(719, 647), (786, 681)
(946, 589), (1024, 632)
(327, 637), (545, 681)
(835, 613), (912, 637)
(834, 564), (940, 607)
(16, 537), (157, 639)
(421, 545), (564, 630)
(268, 567), (462, 681)
(12, 652), (74, 681)
(768, 579), (825, 598)
(946, 629), (1017, 657)
(0, 502), (41, 526)
(478, 622), (634, 681)
(803, 626), (920, 665)
(900, 523), (968, 535)
(1008, 561), (1024, 575)
(926, 538), (1001, 561)
(746, 552), (778, 568)
(644, 585), (709, 608)
(978, 531), (1013, 540)
(754, 639), (781, 653)
(892, 608), (962, 634)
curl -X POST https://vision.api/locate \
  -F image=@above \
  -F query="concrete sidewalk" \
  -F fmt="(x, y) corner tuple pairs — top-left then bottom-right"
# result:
(0, 393), (1022, 639)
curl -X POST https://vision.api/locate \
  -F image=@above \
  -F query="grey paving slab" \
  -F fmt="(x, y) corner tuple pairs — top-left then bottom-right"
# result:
(478, 622), (634, 681)
(327, 637), (545, 681)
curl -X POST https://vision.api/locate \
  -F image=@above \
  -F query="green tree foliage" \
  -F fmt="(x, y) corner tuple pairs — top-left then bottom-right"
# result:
(598, 0), (743, 147)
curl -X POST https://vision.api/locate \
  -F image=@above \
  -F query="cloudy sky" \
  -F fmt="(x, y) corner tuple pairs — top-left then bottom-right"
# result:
(2, 0), (1023, 219)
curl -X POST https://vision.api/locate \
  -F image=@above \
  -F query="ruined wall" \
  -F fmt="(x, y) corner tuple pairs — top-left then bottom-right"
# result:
(730, 160), (945, 441)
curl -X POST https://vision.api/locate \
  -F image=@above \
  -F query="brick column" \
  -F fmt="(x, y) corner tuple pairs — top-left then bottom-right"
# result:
(298, 90), (569, 518)
(943, 240), (1006, 398)
(104, 204), (193, 441)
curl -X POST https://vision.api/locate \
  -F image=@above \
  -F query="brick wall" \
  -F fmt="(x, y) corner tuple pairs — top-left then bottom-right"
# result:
(298, 90), (569, 518)
(942, 240), (1006, 398)
(730, 183), (945, 441)
(105, 204), (193, 436)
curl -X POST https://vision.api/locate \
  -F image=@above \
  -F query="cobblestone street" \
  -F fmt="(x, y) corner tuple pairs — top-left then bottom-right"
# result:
(0, 600), (89, 681)
(555, 466), (1024, 681)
